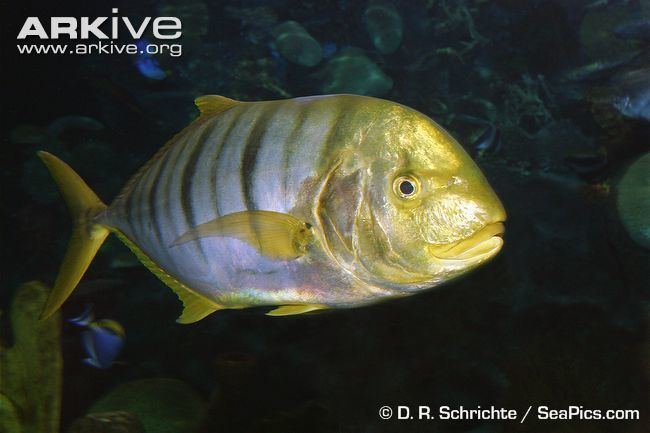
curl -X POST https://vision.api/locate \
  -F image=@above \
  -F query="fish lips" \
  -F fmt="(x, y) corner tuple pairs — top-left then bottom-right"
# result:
(429, 222), (505, 263)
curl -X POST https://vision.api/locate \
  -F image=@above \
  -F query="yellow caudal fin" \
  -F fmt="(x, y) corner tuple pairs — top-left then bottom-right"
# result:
(37, 151), (110, 319)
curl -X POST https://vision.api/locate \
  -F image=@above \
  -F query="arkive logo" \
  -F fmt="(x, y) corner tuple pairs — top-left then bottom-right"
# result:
(16, 8), (183, 57)
(17, 8), (182, 40)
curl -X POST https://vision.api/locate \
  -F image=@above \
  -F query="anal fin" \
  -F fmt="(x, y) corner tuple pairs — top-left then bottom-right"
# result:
(266, 304), (326, 316)
(112, 228), (222, 324)
(173, 284), (222, 324)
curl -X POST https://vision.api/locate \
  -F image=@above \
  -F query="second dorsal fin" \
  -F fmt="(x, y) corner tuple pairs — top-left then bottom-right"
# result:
(195, 95), (239, 117)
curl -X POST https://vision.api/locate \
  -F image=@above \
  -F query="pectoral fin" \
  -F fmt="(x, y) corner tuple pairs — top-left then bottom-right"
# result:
(266, 304), (326, 316)
(171, 210), (313, 260)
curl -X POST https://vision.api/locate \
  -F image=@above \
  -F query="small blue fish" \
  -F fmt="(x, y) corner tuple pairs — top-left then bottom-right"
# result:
(268, 43), (281, 61)
(322, 41), (338, 58)
(473, 123), (501, 156)
(564, 152), (609, 183)
(612, 67), (650, 122)
(134, 39), (167, 80)
(69, 306), (125, 369)
(456, 115), (501, 156)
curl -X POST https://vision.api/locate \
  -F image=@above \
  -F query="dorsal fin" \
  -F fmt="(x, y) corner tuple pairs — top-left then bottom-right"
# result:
(114, 96), (229, 204)
(195, 95), (239, 118)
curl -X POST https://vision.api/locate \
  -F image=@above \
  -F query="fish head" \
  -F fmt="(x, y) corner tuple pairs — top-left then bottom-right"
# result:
(328, 99), (506, 292)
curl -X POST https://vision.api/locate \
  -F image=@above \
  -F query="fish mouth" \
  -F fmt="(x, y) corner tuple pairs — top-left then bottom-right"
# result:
(430, 222), (505, 262)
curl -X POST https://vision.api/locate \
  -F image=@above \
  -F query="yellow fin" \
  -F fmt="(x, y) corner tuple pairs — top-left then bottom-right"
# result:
(91, 319), (125, 337)
(171, 210), (313, 260)
(115, 97), (228, 203)
(174, 285), (222, 324)
(37, 151), (109, 319)
(266, 305), (326, 316)
(111, 229), (222, 324)
(195, 95), (239, 118)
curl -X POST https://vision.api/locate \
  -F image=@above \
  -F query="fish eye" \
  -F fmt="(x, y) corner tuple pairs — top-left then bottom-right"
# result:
(400, 180), (415, 195)
(393, 175), (420, 199)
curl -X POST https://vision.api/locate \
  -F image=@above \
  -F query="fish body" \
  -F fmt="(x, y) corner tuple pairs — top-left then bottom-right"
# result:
(560, 51), (640, 83)
(271, 21), (323, 67)
(583, 0), (633, 12)
(134, 39), (167, 80)
(322, 48), (393, 97)
(46, 116), (104, 139)
(614, 18), (650, 41)
(564, 152), (609, 182)
(68, 306), (124, 368)
(364, 0), (403, 55)
(38, 94), (506, 323)
(456, 115), (501, 156)
(613, 67), (650, 121)
(81, 320), (125, 369)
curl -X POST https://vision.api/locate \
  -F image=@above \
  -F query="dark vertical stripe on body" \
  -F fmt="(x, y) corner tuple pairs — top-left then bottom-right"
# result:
(240, 105), (274, 210)
(160, 131), (193, 251)
(124, 154), (161, 235)
(124, 169), (143, 233)
(176, 120), (216, 264)
(210, 108), (244, 217)
(144, 158), (166, 245)
(120, 125), (195, 236)
(148, 135), (186, 247)
(318, 103), (345, 167)
(282, 105), (309, 198)
(126, 152), (170, 242)
(179, 121), (214, 230)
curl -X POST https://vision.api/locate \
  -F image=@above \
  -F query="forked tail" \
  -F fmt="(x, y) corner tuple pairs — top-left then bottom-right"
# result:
(37, 151), (110, 319)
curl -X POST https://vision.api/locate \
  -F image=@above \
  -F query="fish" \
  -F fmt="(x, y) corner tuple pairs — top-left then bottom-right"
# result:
(134, 39), (167, 80)
(583, 0), (634, 12)
(472, 123), (501, 156)
(564, 151), (609, 183)
(68, 306), (125, 369)
(456, 115), (501, 157)
(322, 41), (338, 58)
(559, 51), (641, 83)
(612, 67), (650, 122)
(68, 304), (95, 326)
(37, 94), (506, 323)
(614, 18), (650, 41)
(271, 21), (323, 67)
(46, 116), (104, 139)
(322, 48), (393, 96)
(473, 124), (501, 157)
(364, 0), (403, 55)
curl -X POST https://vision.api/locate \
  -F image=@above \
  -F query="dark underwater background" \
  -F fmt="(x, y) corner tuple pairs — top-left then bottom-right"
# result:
(1, 0), (649, 432)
